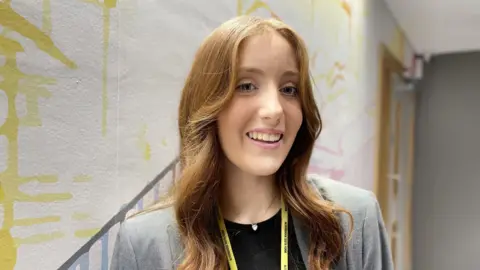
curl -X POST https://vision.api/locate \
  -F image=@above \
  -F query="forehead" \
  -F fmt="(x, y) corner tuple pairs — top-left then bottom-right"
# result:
(238, 32), (298, 71)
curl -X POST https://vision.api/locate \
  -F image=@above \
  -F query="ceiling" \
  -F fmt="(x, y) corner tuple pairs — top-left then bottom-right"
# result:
(384, 0), (480, 55)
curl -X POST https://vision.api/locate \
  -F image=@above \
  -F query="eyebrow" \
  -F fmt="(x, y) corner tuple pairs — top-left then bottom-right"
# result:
(238, 67), (299, 77)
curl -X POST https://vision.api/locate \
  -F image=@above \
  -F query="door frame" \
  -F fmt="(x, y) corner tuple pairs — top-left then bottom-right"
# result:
(373, 44), (416, 270)
(374, 44), (404, 219)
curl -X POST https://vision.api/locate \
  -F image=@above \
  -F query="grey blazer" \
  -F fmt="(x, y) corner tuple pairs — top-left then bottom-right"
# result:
(110, 175), (394, 269)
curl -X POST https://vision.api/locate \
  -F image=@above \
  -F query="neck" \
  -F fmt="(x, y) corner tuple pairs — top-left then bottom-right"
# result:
(219, 164), (281, 225)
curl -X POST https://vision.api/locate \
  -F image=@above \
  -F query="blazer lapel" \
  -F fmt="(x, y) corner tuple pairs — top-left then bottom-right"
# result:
(292, 215), (311, 268)
(167, 224), (184, 269)
(292, 180), (347, 270)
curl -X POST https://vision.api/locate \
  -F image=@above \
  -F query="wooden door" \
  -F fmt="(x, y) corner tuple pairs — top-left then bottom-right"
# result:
(375, 45), (416, 270)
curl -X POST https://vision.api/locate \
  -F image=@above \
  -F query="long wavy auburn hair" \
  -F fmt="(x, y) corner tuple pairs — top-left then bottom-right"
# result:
(155, 16), (351, 270)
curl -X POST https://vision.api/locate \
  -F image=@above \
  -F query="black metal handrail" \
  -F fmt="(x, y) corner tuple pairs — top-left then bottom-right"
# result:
(57, 157), (180, 270)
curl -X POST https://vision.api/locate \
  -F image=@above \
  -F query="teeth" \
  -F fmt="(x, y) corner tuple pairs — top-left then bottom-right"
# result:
(247, 132), (281, 142)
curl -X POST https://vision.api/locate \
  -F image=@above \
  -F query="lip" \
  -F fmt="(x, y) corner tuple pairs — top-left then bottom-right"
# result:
(248, 137), (282, 149)
(246, 128), (284, 150)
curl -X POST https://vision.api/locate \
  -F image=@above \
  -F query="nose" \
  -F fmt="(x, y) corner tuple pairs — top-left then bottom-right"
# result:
(258, 86), (283, 126)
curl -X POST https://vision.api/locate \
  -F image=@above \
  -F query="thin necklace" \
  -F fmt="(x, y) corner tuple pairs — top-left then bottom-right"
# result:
(251, 194), (279, 231)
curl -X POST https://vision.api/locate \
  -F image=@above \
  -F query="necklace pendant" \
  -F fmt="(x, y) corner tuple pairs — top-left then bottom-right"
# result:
(251, 224), (258, 231)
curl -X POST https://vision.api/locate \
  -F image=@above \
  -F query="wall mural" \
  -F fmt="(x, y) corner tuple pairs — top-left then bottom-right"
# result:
(1, 1), (76, 270)
(0, 0), (412, 269)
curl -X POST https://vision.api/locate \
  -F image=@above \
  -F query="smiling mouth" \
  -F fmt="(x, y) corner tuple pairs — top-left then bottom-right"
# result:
(246, 132), (283, 143)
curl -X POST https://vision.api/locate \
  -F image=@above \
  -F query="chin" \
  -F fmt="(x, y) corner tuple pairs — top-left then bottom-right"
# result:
(243, 160), (283, 176)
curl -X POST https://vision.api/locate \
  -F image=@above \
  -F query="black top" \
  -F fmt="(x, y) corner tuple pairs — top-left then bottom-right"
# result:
(224, 210), (307, 270)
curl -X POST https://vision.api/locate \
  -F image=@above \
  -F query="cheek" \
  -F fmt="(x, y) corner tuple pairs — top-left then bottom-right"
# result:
(217, 104), (244, 143)
(286, 103), (303, 133)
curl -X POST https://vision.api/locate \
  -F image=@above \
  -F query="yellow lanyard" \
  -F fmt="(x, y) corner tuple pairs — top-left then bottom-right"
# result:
(217, 196), (289, 270)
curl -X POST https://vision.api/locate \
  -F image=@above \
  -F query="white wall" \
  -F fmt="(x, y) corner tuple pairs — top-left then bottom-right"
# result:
(0, 0), (415, 269)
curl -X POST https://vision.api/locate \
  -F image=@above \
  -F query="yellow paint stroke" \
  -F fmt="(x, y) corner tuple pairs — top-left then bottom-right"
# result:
(75, 228), (100, 238)
(339, 0), (352, 35)
(101, 6), (110, 136)
(144, 144), (151, 160)
(0, 3), (76, 269)
(18, 175), (57, 184)
(237, 0), (280, 19)
(42, 0), (52, 34)
(18, 76), (55, 126)
(13, 216), (60, 226)
(0, 229), (16, 270)
(72, 212), (90, 221)
(313, 62), (346, 89)
(237, 0), (242, 16)
(245, 1), (269, 15)
(311, 0), (353, 47)
(82, 0), (117, 136)
(104, 0), (117, 8)
(310, 49), (321, 69)
(340, 0), (351, 17)
(327, 87), (347, 102)
(138, 124), (151, 160)
(0, 183), (4, 201)
(13, 192), (72, 202)
(73, 174), (92, 183)
(14, 231), (64, 245)
(312, 61), (349, 105)
(0, 2), (77, 68)
(161, 138), (167, 147)
(388, 26), (405, 63)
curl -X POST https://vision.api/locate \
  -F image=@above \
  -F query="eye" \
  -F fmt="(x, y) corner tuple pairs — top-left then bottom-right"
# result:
(280, 86), (298, 96)
(236, 82), (258, 92)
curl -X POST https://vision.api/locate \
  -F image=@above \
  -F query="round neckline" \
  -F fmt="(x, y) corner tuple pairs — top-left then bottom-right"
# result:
(224, 209), (281, 231)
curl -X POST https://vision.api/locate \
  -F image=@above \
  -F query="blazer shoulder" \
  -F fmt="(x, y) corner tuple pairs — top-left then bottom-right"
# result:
(111, 206), (181, 270)
(307, 174), (393, 269)
(123, 206), (176, 233)
(307, 174), (378, 216)
(122, 206), (179, 249)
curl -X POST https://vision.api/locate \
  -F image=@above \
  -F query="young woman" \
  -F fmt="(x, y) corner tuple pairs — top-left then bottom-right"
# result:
(111, 16), (393, 270)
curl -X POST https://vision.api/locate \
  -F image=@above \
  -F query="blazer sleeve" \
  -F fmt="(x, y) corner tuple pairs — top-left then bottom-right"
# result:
(110, 223), (139, 270)
(362, 192), (394, 270)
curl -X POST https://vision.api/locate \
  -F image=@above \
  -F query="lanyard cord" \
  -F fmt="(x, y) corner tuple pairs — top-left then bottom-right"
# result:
(217, 196), (289, 270)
